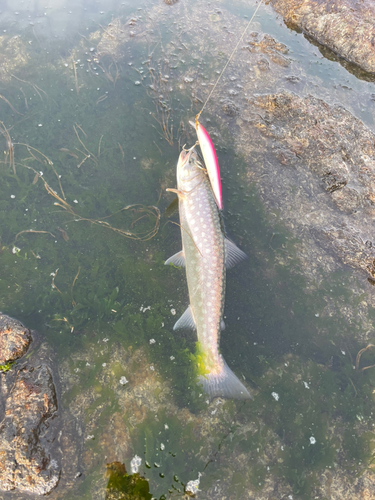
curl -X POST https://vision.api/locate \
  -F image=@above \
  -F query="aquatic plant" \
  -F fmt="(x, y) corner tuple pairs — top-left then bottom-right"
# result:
(0, 361), (15, 373)
(105, 461), (152, 500)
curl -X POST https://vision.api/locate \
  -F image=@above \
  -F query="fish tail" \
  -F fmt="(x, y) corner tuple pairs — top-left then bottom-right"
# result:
(198, 357), (251, 400)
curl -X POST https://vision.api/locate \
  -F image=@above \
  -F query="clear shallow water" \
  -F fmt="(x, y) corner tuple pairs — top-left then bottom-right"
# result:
(0, 0), (375, 499)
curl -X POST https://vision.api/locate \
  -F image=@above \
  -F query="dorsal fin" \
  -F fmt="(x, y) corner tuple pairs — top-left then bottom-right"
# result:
(225, 238), (247, 269)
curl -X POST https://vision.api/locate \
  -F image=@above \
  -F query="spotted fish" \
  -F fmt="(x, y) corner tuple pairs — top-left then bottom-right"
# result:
(166, 148), (251, 400)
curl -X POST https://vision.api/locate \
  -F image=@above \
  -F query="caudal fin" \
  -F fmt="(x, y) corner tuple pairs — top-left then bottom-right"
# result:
(198, 358), (251, 400)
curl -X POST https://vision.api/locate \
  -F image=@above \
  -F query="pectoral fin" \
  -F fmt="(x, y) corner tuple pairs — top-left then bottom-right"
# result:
(164, 196), (179, 218)
(173, 305), (196, 331)
(166, 188), (186, 199)
(165, 250), (185, 267)
(225, 238), (247, 269)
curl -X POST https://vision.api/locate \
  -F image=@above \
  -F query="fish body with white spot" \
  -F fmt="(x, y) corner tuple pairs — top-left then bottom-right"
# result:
(166, 148), (251, 400)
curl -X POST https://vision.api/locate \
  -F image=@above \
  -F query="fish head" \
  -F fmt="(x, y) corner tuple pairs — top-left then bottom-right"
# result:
(176, 148), (205, 191)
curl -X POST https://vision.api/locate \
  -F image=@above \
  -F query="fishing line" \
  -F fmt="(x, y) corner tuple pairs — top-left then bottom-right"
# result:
(196, 0), (264, 122)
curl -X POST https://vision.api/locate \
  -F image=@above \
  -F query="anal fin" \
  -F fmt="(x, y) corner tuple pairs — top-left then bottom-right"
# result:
(165, 250), (185, 267)
(173, 305), (196, 331)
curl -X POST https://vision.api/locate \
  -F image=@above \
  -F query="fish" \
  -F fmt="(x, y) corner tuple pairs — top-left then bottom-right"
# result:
(189, 119), (223, 210)
(165, 148), (251, 400)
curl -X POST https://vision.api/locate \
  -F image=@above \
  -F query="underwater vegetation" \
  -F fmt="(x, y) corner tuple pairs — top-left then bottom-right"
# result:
(105, 462), (152, 500)
(0, 361), (14, 373)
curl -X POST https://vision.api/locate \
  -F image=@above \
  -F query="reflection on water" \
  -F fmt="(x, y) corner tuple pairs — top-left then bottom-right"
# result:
(0, 0), (374, 499)
(0, 0), (140, 40)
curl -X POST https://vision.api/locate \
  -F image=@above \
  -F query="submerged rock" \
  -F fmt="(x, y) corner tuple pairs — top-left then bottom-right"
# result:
(0, 313), (32, 365)
(0, 317), (63, 496)
(242, 91), (375, 284)
(220, 97), (239, 116)
(270, 0), (375, 74)
(246, 31), (290, 68)
(0, 363), (60, 494)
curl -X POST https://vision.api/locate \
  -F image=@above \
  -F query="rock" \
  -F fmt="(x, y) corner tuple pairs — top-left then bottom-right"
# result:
(0, 313), (32, 365)
(220, 98), (239, 116)
(269, 0), (375, 74)
(246, 32), (290, 68)
(0, 361), (60, 494)
(244, 91), (375, 283)
(0, 319), (84, 498)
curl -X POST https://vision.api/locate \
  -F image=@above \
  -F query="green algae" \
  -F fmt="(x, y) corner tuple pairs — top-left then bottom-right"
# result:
(189, 342), (211, 377)
(105, 462), (152, 500)
(0, 361), (15, 373)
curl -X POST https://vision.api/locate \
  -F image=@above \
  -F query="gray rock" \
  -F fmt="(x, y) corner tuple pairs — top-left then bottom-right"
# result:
(270, 0), (375, 74)
(220, 98), (239, 116)
(244, 91), (375, 284)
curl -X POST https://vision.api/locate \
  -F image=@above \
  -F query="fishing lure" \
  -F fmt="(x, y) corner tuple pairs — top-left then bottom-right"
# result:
(193, 117), (223, 210)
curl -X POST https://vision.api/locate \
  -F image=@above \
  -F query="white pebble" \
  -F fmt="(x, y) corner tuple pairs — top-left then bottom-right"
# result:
(130, 455), (142, 473)
(186, 474), (201, 494)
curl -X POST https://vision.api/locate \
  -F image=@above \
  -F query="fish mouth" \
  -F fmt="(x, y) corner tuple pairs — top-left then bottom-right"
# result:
(177, 147), (195, 169)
